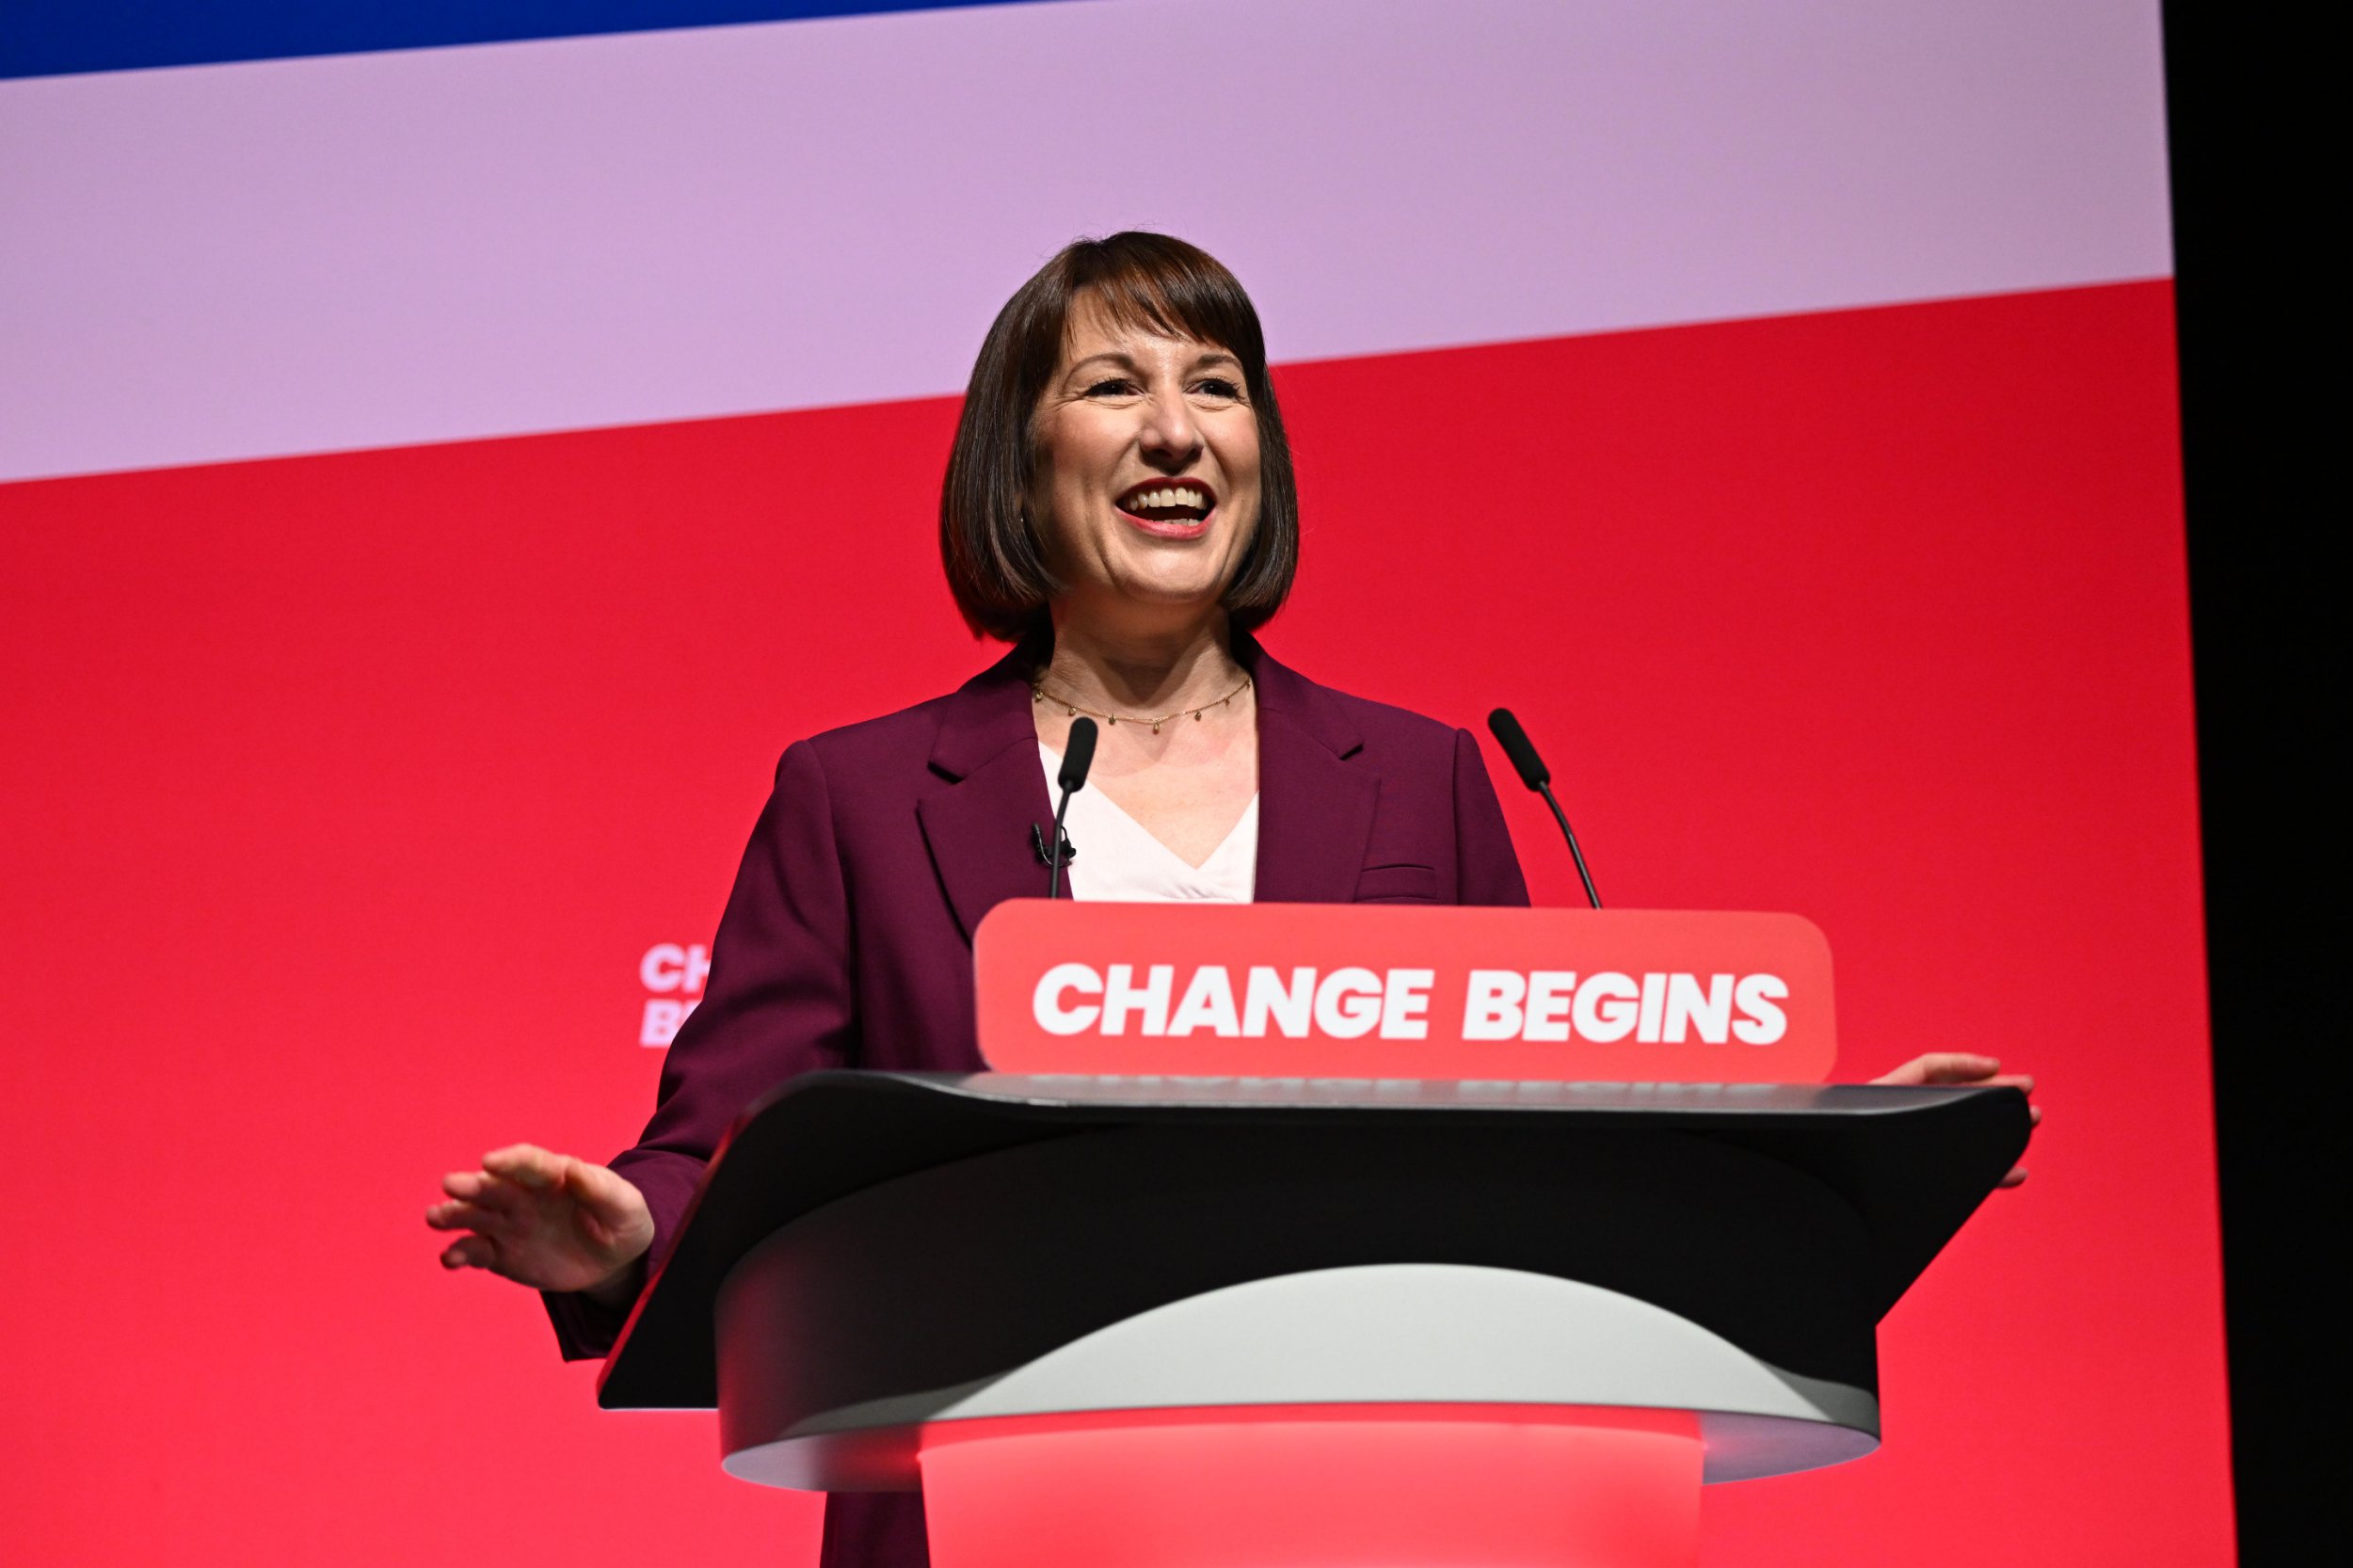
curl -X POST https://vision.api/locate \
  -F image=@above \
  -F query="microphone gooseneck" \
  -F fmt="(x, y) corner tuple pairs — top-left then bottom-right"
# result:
(1486, 708), (1602, 910)
(1047, 717), (1098, 899)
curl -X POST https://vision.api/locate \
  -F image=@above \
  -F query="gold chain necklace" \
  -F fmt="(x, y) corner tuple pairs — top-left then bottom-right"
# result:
(1032, 673), (1254, 735)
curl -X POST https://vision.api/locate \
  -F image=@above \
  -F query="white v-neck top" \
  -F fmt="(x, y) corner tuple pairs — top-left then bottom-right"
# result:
(1040, 743), (1257, 903)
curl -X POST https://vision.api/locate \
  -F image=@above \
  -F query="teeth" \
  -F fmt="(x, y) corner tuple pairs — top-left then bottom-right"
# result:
(1129, 486), (1209, 511)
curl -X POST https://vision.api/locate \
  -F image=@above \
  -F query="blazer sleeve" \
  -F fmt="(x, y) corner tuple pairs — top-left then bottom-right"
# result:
(1452, 727), (1532, 907)
(543, 739), (858, 1359)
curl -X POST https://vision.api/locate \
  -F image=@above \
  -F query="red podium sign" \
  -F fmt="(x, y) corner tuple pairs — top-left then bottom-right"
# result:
(974, 903), (1836, 1083)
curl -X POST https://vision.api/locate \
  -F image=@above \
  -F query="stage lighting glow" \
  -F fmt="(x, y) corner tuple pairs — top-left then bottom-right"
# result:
(919, 1403), (1705, 1568)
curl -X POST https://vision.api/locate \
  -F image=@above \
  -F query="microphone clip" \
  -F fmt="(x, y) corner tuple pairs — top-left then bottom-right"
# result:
(1031, 823), (1077, 868)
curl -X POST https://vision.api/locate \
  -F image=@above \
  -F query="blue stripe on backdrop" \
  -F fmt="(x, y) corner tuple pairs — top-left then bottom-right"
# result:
(0, 0), (1062, 80)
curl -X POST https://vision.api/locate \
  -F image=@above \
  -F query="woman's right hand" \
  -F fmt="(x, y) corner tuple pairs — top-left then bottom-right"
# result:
(427, 1144), (655, 1304)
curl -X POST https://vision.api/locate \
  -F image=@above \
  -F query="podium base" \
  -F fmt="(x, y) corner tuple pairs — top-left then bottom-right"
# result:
(918, 1404), (1703, 1568)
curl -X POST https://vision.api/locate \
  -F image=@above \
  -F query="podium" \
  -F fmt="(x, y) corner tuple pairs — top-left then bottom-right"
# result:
(599, 1071), (2028, 1566)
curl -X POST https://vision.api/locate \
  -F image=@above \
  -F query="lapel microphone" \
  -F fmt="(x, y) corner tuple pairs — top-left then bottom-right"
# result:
(1044, 717), (1098, 899)
(1486, 708), (1603, 909)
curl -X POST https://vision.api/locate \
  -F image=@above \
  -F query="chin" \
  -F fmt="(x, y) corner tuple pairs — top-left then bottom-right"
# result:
(1089, 584), (1218, 623)
(1096, 554), (1222, 603)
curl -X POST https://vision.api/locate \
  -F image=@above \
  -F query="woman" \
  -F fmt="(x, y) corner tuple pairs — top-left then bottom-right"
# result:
(427, 232), (2028, 1567)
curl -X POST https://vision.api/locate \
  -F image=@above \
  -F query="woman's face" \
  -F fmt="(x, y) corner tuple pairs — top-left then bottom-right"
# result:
(1030, 295), (1262, 625)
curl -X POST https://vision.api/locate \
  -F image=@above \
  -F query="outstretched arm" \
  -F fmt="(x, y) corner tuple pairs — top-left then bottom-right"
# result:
(426, 740), (860, 1356)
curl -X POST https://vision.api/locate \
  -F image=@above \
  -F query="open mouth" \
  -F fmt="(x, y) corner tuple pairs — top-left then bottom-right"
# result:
(1116, 478), (1217, 532)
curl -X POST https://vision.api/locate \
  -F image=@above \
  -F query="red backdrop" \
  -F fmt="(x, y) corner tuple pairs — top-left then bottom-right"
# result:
(0, 280), (2232, 1562)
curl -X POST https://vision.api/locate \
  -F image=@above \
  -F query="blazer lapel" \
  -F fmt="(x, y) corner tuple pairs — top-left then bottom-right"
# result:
(1246, 640), (1378, 904)
(919, 644), (1060, 943)
(917, 635), (1377, 922)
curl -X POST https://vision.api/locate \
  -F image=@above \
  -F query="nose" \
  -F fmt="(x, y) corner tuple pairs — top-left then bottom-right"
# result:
(1137, 381), (1204, 468)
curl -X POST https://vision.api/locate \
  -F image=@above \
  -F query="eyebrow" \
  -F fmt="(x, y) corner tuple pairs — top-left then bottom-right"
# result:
(1066, 347), (1243, 378)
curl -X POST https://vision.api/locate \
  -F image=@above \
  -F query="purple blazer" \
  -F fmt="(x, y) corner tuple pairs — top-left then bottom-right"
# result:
(547, 633), (1529, 1566)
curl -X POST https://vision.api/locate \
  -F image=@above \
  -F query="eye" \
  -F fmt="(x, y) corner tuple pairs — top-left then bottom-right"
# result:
(1193, 377), (1244, 401)
(1085, 376), (1140, 397)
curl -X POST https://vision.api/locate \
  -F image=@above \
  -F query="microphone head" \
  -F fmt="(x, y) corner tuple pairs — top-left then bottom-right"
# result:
(1486, 708), (1551, 791)
(1059, 717), (1099, 793)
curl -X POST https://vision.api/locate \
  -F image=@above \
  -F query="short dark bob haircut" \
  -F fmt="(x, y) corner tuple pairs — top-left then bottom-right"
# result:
(940, 232), (1300, 642)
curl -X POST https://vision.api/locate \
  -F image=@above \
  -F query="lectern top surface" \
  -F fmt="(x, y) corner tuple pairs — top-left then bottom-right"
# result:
(904, 1073), (1966, 1113)
(597, 1072), (2028, 1409)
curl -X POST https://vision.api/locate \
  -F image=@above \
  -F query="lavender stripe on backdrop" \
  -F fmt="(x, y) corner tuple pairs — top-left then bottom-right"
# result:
(0, 0), (2171, 483)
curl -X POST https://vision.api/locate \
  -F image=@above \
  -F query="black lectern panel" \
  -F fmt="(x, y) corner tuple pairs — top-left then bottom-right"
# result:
(598, 1074), (2027, 1410)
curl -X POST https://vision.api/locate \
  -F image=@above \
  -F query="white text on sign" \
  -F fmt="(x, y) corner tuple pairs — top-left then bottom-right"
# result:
(1033, 963), (1787, 1044)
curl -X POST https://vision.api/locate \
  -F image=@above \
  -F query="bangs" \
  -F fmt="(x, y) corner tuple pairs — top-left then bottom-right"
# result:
(1059, 237), (1269, 368)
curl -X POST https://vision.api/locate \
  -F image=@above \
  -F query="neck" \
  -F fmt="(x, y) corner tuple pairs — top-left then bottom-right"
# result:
(1040, 601), (1246, 713)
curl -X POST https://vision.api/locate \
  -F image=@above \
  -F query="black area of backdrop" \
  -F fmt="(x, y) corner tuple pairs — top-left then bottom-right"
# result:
(2167, 5), (2327, 1560)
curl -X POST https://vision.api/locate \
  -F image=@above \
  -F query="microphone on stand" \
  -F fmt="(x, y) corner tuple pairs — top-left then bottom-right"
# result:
(1044, 717), (1097, 899)
(1486, 708), (1602, 909)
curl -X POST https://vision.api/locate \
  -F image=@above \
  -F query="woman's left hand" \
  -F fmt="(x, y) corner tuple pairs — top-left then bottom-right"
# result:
(1870, 1052), (2040, 1187)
